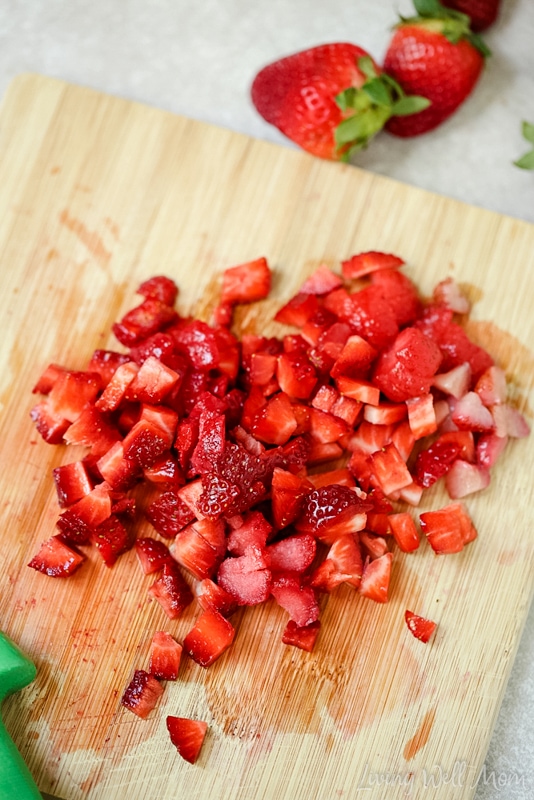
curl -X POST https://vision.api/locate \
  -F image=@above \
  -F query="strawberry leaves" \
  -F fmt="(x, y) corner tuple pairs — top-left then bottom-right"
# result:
(407, 0), (491, 56)
(334, 56), (430, 161)
(514, 121), (534, 170)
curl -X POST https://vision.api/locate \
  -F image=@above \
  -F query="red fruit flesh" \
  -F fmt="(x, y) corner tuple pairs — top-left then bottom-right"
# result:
(166, 716), (208, 764)
(149, 631), (182, 680)
(121, 669), (164, 719)
(405, 610), (437, 643)
(183, 608), (235, 667)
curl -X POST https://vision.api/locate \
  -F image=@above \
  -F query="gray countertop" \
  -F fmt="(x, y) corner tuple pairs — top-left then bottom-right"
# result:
(2, 1), (533, 798)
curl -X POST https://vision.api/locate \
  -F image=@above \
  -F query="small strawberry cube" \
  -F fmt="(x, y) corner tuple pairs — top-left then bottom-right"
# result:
(405, 393), (437, 440)
(148, 560), (194, 618)
(217, 545), (272, 606)
(135, 537), (172, 574)
(220, 257), (272, 305)
(137, 275), (178, 306)
(451, 391), (495, 432)
(56, 481), (112, 544)
(195, 579), (238, 617)
(341, 251), (404, 280)
(369, 442), (412, 497)
(419, 507), (465, 554)
(251, 392), (298, 445)
(266, 532), (316, 574)
(122, 418), (170, 469)
(389, 512), (420, 553)
(372, 327), (442, 403)
(121, 669), (164, 719)
(27, 535), (85, 577)
(149, 631), (183, 680)
(226, 510), (273, 555)
(172, 518), (226, 581)
(91, 514), (133, 567)
(95, 361), (139, 412)
(276, 351), (318, 400)
(183, 608), (235, 667)
(47, 369), (101, 422)
(330, 334), (377, 380)
(112, 298), (178, 347)
(271, 573), (320, 628)
(281, 620), (321, 652)
(274, 292), (320, 327)
(30, 401), (70, 444)
(335, 376), (380, 406)
(123, 355), (180, 404)
(444, 459), (490, 499)
(359, 552), (393, 603)
(63, 405), (121, 455)
(405, 610), (437, 643)
(296, 485), (369, 545)
(299, 264), (343, 295)
(271, 468), (313, 530)
(53, 461), (94, 507)
(166, 716), (208, 764)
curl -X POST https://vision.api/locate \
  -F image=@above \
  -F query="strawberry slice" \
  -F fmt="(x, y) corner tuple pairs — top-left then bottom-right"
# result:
(432, 362), (472, 399)
(310, 532), (363, 592)
(274, 293), (320, 327)
(405, 610), (437, 643)
(183, 608), (235, 667)
(28, 535), (85, 577)
(137, 275), (178, 306)
(124, 355), (180, 404)
(149, 631), (182, 681)
(276, 351), (318, 400)
(299, 264), (343, 295)
(226, 510), (273, 556)
(56, 481), (112, 544)
(271, 467), (313, 531)
(91, 514), (133, 567)
(419, 506), (467, 554)
(359, 552), (393, 603)
(172, 518), (226, 580)
(146, 489), (196, 538)
(112, 298), (178, 347)
(369, 442), (412, 497)
(220, 257), (271, 305)
(166, 716), (208, 764)
(95, 361), (139, 412)
(444, 459), (491, 499)
(251, 392), (298, 445)
(373, 327), (442, 403)
(121, 670), (164, 719)
(266, 532), (317, 574)
(148, 559), (194, 619)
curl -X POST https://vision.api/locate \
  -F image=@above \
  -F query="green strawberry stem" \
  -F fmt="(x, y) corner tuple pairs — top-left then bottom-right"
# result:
(514, 121), (534, 170)
(402, 0), (491, 56)
(334, 56), (430, 162)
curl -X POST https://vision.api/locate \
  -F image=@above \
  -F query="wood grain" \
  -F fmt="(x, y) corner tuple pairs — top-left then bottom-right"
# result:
(0, 74), (533, 800)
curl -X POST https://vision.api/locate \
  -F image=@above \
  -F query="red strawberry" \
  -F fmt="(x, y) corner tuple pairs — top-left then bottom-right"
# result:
(384, 0), (490, 137)
(405, 610), (437, 643)
(148, 559), (194, 619)
(135, 537), (172, 574)
(149, 631), (183, 681)
(183, 608), (235, 667)
(282, 620), (321, 652)
(251, 44), (429, 161)
(441, 0), (500, 31)
(166, 716), (208, 764)
(121, 670), (164, 719)
(27, 535), (85, 577)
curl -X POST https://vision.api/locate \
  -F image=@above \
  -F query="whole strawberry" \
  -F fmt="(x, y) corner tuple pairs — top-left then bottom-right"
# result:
(384, 0), (490, 137)
(441, 0), (501, 31)
(251, 43), (429, 161)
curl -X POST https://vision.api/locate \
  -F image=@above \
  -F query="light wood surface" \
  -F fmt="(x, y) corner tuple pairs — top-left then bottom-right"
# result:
(1, 74), (533, 800)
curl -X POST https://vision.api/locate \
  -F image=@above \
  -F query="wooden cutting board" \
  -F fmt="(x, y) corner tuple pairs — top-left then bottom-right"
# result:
(1, 74), (533, 800)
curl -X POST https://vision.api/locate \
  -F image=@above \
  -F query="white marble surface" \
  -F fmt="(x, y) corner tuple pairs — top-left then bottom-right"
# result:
(1, 1), (532, 798)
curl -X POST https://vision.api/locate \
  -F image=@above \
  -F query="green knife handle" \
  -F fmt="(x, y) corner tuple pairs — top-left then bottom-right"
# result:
(0, 632), (43, 800)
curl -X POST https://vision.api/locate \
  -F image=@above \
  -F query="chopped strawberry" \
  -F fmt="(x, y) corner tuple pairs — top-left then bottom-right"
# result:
(122, 418), (169, 469)
(29, 401), (70, 444)
(299, 264), (343, 295)
(28, 535), (85, 577)
(341, 251), (404, 280)
(309, 408), (349, 444)
(96, 442), (139, 492)
(95, 361), (139, 412)
(432, 362), (472, 399)
(406, 393), (437, 440)
(389, 512), (420, 553)
(335, 376), (380, 406)
(171, 320), (221, 372)
(149, 631), (182, 680)
(148, 559), (194, 619)
(63, 405), (121, 455)
(226, 510), (272, 555)
(47, 369), (101, 422)
(444, 459), (491, 498)
(360, 531), (389, 561)
(183, 608), (235, 667)
(405, 610), (437, 643)
(413, 437), (461, 488)
(137, 275), (178, 306)
(53, 461), (94, 507)
(310, 532), (363, 592)
(121, 670), (164, 719)
(195, 578), (238, 617)
(370, 268), (422, 327)
(251, 392), (298, 445)
(271, 573), (320, 628)
(112, 298), (178, 347)
(281, 619), (321, 652)
(220, 257), (271, 305)
(276, 352), (317, 400)
(451, 391), (495, 432)
(124, 355), (180, 404)
(32, 362), (67, 394)
(330, 334), (377, 381)
(91, 514), (133, 567)
(296, 484), (369, 544)
(373, 327), (442, 403)
(359, 552), (393, 603)
(477, 432), (508, 468)
(135, 537), (172, 574)
(267, 532), (317, 574)
(491, 403), (530, 439)
(419, 506), (466, 554)
(270, 468), (312, 530)
(369, 442), (412, 497)
(166, 716), (208, 764)
(474, 365), (507, 406)
(363, 401), (407, 427)
(146, 489), (196, 538)
(143, 452), (185, 487)
(217, 545), (272, 605)
(56, 482), (112, 544)
(274, 293), (320, 327)
(341, 285), (399, 351)
(172, 518), (226, 580)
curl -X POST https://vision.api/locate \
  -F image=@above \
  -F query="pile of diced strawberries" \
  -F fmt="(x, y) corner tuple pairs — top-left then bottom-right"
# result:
(27, 252), (529, 763)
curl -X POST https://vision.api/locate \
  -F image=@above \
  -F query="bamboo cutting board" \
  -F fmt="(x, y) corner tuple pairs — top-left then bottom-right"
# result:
(1, 74), (533, 800)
